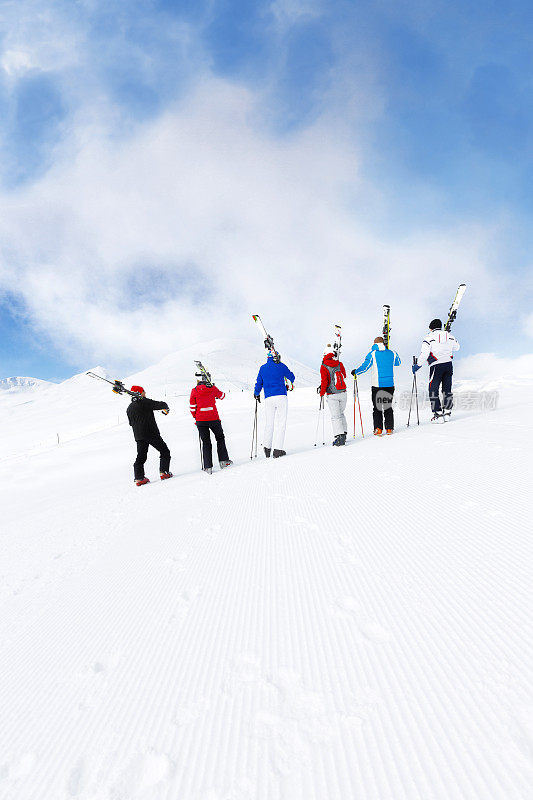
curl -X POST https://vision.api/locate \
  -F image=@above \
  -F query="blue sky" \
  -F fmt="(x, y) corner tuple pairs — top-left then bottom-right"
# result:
(0, 0), (532, 380)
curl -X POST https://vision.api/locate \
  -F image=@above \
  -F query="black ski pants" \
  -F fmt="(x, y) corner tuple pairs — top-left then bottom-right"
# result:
(371, 386), (395, 431)
(134, 436), (171, 480)
(429, 362), (453, 413)
(197, 420), (229, 469)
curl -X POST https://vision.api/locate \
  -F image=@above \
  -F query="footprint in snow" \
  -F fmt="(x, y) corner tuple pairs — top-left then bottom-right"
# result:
(67, 758), (85, 797)
(222, 653), (266, 696)
(168, 588), (199, 626)
(0, 752), (37, 786)
(164, 553), (189, 573)
(358, 621), (392, 643)
(110, 750), (173, 798)
(253, 673), (336, 778)
(332, 596), (392, 643)
(75, 652), (120, 710)
(171, 697), (209, 728)
(332, 595), (362, 619)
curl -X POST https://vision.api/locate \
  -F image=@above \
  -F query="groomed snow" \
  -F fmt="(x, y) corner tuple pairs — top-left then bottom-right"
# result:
(1, 363), (532, 799)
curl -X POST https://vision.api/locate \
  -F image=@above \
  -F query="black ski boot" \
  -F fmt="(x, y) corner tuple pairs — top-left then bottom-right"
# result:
(220, 460), (233, 468)
(203, 467), (213, 474)
(339, 433), (347, 445)
(264, 447), (271, 458)
(332, 435), (342, 446)
(272, 449), (286, 458)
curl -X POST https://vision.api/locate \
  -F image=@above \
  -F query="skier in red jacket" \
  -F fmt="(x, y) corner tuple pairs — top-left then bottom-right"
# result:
(190, 372), (232, 474)
(319, 345), (348, 446)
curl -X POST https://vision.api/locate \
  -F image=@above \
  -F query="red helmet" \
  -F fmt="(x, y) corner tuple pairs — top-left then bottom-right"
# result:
(131, 385), (144, 394)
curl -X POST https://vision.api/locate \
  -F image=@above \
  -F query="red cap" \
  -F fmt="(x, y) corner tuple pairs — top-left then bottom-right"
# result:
(131, 385), (144, 394)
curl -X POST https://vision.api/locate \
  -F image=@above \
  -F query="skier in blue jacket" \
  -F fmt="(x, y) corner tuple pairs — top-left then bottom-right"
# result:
(351, 337), (401, 435)
(254, 353), (295, 458)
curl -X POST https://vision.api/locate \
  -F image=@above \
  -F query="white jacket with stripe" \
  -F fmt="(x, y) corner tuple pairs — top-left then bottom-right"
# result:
(418, 330), (460, 366)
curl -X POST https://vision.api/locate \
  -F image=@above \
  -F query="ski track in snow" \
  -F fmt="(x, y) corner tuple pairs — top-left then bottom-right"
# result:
(0, 388), (532, 800)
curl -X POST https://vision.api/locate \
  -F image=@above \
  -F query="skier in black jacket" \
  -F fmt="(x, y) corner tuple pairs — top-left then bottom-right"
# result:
(126, 386), (172, 486)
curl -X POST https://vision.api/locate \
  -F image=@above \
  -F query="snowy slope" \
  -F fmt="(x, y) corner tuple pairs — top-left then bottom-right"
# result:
(1, 372), (532, 799)
(0, 339), (317, 457)
(0, 369), (124, 457)
(128, 337), (319, 396)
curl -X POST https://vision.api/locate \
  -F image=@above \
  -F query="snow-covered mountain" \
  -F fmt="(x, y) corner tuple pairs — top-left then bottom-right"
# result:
(0, 376), (53, 392)
(0, 341), (318, 457)
(127, 337), (319, 395)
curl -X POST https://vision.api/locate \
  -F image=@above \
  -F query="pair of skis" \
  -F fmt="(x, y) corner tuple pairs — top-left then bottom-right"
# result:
(252, 315), (281, 363)
(382, 283), (466, 349)
(194, 360), (213, 387)
(444, 283), (467, 331)
(253, 316), (343, 361)
(252, 315), (294, 390)
(86, 372), (140, 397)
(86, 372), (170, 414)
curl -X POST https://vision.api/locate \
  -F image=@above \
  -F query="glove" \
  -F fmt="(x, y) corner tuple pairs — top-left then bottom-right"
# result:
(412, 364), (421, 374)
(162, 408), (169, 415)
(350, 369), (356, 376)
(316, 386), (321, 395)
(254, 394), (261, 403)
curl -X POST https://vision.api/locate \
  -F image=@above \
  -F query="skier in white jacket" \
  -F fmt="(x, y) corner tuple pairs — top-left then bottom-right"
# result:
(413, 319), (460, 418)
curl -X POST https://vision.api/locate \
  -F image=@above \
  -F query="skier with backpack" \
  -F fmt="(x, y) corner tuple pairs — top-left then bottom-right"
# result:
(254, 352), (295, 458)
(351, 337), (401, 435)
(412, 319), (460, 420)
(126, 386), (172, 486)
(190, 370), (232, 474)
(319, 344), (348, 446)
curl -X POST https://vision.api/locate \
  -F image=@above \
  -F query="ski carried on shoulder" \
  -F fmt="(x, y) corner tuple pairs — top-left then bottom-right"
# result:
(333, 324), (342, 358)
(444, 284), (466, 331)
(194, 360), (213, 387)
(252, 315), (280, 362)
(382, 305), (391, 348)
(86, 372), (140, 397)
(86, 372), (168, 413)
(252, 314), (293, 390)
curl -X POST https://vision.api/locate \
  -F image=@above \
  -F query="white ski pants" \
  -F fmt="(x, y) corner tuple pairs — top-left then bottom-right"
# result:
(263, 394), (288, 451)
(327, 391), (347, 437)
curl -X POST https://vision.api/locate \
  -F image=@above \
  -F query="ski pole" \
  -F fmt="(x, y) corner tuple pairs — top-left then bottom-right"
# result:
(314, 395), (323, 447)
(407, 357), (420, 427)
(250, 398), (258, 459)
(321, 395), (325, 445)
(255, 399), (259, 457)
(353, 376), (356, 438)
(407, 376), (415, 427)
(198, 428), (204, 469)
(354, 374), (364, 437)
(414, 365), (420, 426)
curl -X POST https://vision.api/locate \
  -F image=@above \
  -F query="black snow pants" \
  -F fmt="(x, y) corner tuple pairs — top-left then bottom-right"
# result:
(197, 420), (229, 469)
(134, 436), (171, 480)
(429, 362), (453, 413)
(371, 386), (395, 431)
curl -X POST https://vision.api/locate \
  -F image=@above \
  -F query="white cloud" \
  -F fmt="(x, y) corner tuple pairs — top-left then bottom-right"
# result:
(1, 50), (34, 76)
(456, 352), (533, 383)
(269, 0), (324, 28)
(0, 73), (503, 373)
(0, 2), (83, 77)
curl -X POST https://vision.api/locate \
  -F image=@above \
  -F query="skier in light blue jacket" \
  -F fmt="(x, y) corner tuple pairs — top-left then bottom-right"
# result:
(254, 353), (295, 458)
(351, 337), (401, 435)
